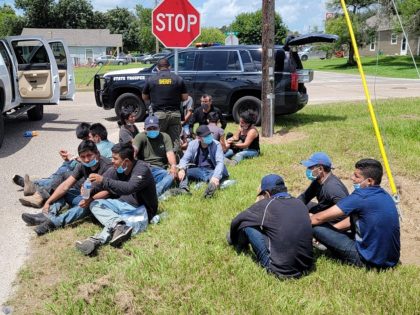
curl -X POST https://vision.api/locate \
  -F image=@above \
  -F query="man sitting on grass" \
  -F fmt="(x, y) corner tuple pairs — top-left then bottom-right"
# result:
(227, 174), (313, 279)
(75, 143), (158, 256)
(311, 158), (400, 269)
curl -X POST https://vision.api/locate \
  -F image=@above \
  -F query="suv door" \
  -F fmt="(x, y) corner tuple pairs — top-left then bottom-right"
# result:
(6, 36), (60, 104)
(48, 40), (75, 100)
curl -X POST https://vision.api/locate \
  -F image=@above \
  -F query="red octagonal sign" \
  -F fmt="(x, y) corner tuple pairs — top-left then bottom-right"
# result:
(152, 0), (201, 49)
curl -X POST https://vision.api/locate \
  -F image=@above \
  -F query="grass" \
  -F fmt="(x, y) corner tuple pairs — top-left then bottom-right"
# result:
(303, 55), (420, 79)
(8, 98), (420, 314)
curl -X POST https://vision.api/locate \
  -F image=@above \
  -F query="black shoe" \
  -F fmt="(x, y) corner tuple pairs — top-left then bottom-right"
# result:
(109, 224), (133, 247)
(13, 175), (24, 187)
(34, 219), (56, 236)
(75, 238), (101, 256)
(168, 187), (191, 196)
(203, 182), (217, 198)
(22, 212), (48, 226)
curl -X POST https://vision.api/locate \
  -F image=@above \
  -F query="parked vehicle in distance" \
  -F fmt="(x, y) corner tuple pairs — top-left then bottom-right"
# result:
(94, 55), (128, 66)
(142, 52), (170, 64)
(298, 46), (332, 61)
(94, 33), (338, 123)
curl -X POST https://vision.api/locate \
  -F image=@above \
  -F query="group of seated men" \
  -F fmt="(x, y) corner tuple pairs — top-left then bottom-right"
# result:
(13, 106), (400, 277)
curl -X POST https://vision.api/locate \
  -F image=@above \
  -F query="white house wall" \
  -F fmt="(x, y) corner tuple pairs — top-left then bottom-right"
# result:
(69, 47), (108, 66)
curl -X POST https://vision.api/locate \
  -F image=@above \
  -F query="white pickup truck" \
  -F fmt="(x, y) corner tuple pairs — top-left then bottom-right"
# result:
(0, 36), (75, 148)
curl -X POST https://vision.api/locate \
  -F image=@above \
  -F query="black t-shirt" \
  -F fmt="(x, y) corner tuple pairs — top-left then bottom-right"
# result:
(189, 105), (227, 129)
(230, 196), (313, 278)
(99, 160), (158, 220)
(142, 69), (187, 112)
(298, 173), (349, 213)
(71, 156), (112, 181)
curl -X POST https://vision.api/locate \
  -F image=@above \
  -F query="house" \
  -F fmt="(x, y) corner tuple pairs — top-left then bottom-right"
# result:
(21, 28), (123, 66)
(359, 15), (420, 57)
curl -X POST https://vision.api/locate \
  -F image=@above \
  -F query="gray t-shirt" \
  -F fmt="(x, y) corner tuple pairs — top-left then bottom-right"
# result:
(208, 123), (224, 141)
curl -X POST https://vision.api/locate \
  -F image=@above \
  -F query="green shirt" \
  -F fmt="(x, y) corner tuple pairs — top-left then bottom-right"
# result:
(133, 132), (173, 168)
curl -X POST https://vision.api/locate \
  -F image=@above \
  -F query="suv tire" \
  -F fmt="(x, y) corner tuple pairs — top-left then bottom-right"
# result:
(232, 96), (261, 126)
(115, 93), (146, 121)
(300, 55), (308, 61)
(27, 105), (44, 121)
(118, 61), (123, 66)
(97, 62), (103, 66)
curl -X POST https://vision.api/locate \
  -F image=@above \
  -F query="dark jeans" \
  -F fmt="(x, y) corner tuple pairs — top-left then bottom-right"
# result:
(313, 223), (365, 267)
(179, 167), (218, 190)
(244, 227), (270, 268)
(155, 110), (181, 152)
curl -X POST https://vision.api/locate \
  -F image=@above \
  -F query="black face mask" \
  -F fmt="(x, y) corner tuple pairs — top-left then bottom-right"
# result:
(202, 103), (210, 111)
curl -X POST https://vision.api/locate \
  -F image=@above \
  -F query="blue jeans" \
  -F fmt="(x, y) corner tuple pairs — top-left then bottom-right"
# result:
(224, 149), (259, 163)
(90, 199), (148, 244)
(35, 160), (78, 188)
(179, 167), (215, 190)
(151, 166), (174, 196)
(244, 227), (270, 268)
(48, 188), (87, 227)
(313, 223), (365, 267)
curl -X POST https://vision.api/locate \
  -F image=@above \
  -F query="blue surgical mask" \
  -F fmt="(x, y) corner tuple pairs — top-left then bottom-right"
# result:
(116, 165), (127, 174)
(203, 134), (213, 145)
(305, 168), (317, 181)
(353, 178), (367, 191)
(147, 130), (159, 139)
(83, 158), (97, 168)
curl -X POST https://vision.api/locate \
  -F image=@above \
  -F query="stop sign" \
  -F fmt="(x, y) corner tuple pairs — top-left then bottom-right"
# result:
(152, 0), (201, 48)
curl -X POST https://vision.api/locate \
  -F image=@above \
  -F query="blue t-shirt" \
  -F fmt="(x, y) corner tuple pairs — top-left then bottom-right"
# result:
(96, 140), (114, 159)
(337, 186), (400, 267)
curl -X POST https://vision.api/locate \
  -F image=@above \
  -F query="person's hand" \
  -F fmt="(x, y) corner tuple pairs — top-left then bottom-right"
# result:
(89, 173), (103, 183)
(210, 177), (220, 187)
(79, 198), (92, 209)
(59, 149), (70, 161)
(42, 202), (50, 214)
(227, 138), (234, 144)
(169, 165), (178, 179)
(178, 169), (186, 182)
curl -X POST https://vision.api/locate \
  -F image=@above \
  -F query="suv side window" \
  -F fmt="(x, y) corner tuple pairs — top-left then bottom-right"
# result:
(248, 49), (262, 71)
(167, 51), (196, 71)
(198, 51), (241, 71)
(239, 50), (256, 72)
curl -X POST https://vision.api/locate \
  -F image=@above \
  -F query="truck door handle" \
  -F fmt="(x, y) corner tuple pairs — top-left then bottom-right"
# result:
(29, 80), (37, 83)
(183, 76), (193, 81)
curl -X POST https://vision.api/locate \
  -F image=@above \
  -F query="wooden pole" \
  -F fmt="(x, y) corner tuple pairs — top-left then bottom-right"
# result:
(261, 0), (275, 137)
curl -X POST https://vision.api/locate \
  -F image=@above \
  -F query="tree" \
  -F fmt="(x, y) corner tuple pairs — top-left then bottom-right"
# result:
(105, 7), (138, 52)
(52, 0), (95, 29)
(230, 9), (287, 45)
(398, 0), (420, 35)
(194, 27), (225, 44)
(0, 5), (24, 37)
(134, 5), (156, 53)
(15, 0), (55, 28)
(325, 0), (377, 65)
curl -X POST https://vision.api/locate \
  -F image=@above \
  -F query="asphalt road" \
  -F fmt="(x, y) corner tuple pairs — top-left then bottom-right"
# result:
(0, 71), (419, 305)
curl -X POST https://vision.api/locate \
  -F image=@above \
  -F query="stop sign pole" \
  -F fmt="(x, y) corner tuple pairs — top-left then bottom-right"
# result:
(152, 0), (201, 73)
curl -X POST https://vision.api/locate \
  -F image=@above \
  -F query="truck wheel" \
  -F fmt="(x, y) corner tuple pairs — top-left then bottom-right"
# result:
(118, 61), (123, 65)
(232, 96), (261, 126)
(300, 55), (308, 61)
(27, 105), (44, 121)
(115, 93), (146, 121)
(0, 114), (4, 149)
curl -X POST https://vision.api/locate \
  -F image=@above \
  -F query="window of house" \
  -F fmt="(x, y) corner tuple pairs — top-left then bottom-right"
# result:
(391, 34), (398, 45)
(369, 41), (376, 51)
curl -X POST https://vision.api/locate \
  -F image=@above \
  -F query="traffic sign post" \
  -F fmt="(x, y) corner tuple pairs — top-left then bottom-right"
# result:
(152, 0), (201, 49)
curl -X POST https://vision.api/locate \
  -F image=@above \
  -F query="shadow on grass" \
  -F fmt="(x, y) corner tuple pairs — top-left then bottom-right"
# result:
(318, 56), (420, 71)
(275, 112), (347, 128)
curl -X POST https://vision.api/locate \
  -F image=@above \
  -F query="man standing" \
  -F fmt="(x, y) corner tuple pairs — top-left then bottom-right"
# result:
(189, 94), (227, 132)
(228, 174), (313, 279)
(76, 143), (158, 256)
(175, 125), (228, 198)
(142, 58), (189, 152)
(132, 115), (177, 196)
(311, 158), (400, 269)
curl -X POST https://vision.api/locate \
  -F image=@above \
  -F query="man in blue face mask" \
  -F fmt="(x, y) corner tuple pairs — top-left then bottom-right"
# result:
(174, 125), (229, 198)
(21, 140), (112, 236)
(299, 152), (349, 227)
(132, 115), (177, 197)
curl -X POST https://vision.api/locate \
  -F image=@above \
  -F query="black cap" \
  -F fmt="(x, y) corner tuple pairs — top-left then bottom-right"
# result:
(196, 125), (211, 137)
(257, 174), (287, 196)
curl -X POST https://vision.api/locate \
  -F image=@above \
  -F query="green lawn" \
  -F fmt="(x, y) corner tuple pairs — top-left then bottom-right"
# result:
(303, 56), (420, 79)
(9, 98), (420, 314)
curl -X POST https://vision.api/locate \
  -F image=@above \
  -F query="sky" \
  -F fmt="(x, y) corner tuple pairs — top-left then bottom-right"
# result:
(3, 0), (328, 33)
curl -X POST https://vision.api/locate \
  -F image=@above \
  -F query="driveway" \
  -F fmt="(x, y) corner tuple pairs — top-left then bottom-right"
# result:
(1, 72), (419, 306)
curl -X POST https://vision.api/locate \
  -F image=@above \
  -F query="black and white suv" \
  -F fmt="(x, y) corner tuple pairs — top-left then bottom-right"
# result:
(94, 33), (337, 124)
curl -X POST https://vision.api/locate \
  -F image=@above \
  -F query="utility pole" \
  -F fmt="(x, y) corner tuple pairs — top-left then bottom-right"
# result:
(155, 0), (160, 53)
(261, 0), (275, 137)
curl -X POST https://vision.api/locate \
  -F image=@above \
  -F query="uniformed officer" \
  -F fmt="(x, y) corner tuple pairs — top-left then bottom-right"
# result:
(142, 58), (189, 152)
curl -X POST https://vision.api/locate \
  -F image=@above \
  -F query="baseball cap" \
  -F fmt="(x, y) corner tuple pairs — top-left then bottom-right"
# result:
(258, 174), (287, 196)
(301, 152), (332, 168)
(144, 115), (159, 129)
(196, 125), (211, 137)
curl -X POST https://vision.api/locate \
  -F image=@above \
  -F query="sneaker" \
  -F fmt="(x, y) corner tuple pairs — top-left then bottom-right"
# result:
(23, 174), (37, 196)
(168, 187), (191, 196)
(224, 158), (237, 166)
(34, 219), (56, 236)
(312, 239), (327, 251)
(13, 174), (24, 187)
(19, 192), (45, 208)
(75, 238), (101, 256)
(109, 224), (133, 247)
(203, 182), (217, 198)
(22, 212), (48, 226)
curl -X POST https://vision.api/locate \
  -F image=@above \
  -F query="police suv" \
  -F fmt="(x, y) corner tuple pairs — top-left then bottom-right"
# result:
(94, 34), (337, 124)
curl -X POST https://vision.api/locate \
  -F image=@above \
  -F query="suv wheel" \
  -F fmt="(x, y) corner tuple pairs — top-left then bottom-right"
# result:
(115, 93), (146, 121)
(27, 105), (44, 121)
(97, 62), (103, 66)
(232, 96), (261, 126)
(0, 114), (4, 148)
(118, 61), (123, 66)
(300, 55), (308, 61)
